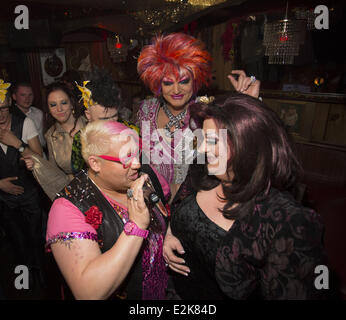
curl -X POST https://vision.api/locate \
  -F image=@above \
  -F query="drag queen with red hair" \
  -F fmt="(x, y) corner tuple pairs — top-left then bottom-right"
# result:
(137, 32), (260, 201)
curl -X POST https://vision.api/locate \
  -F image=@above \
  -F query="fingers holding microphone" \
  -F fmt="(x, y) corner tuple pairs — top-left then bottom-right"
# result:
(127, 174), (150, 230)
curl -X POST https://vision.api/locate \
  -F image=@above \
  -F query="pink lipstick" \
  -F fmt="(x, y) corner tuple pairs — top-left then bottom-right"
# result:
(171, 94), (184, 99)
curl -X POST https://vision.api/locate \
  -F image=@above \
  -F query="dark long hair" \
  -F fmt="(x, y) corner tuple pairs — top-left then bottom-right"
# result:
(189, 93), (302, 220)
(43, 82), (82, 136)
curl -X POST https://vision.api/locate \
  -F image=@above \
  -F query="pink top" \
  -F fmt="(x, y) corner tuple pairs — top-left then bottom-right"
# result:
(46, 198), (97, 243)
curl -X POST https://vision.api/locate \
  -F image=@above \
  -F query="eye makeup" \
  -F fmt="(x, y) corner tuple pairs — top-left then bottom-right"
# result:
(206, 137), (219, 145)
(179, 77), (190, 85)
(161, 76), (191, 86)
(49, 100), (69, 107)
(205, 131), (219, 145)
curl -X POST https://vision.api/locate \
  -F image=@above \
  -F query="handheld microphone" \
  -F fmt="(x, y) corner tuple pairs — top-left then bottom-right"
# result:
(140, 171), (168, 217)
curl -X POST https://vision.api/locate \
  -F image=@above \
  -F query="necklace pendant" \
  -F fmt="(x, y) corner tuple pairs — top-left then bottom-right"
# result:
(162, 103), (187, 136)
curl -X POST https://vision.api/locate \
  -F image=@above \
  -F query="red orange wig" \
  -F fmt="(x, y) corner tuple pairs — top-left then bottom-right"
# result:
(137, 33), (212, 96)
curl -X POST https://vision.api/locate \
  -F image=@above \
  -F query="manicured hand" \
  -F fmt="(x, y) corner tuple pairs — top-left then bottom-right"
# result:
(227, 70), (260, 98)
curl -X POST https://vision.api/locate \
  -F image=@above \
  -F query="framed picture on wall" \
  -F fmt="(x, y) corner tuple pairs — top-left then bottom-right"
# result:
(278, 100), (315, 140)
(40, 48), (66, 86)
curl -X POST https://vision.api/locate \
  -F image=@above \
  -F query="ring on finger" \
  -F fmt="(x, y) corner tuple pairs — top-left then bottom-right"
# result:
(250, 75), (256, 83)
(127, 188), (134, 199)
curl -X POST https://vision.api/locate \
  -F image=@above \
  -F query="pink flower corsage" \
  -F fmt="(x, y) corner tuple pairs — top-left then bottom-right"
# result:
(85, 206), (103, 230)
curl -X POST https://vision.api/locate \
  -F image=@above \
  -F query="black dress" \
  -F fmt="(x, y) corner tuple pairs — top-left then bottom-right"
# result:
(170, 194), (229, 299)
(170, 188), (326, 300)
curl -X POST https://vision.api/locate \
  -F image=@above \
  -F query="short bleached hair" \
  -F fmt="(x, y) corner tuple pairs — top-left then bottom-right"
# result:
(80, 120), (139, 163)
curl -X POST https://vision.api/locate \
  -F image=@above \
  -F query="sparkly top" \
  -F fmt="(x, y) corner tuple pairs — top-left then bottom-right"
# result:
(137, 97), (199, 185)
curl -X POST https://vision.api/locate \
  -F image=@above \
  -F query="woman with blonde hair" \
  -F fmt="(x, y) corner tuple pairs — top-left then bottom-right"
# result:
(46, 120), (168, 299)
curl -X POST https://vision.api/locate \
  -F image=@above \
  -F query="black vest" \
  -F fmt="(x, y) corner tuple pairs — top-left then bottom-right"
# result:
(0, 113), (37, 203)
(56, 170), (144, 299)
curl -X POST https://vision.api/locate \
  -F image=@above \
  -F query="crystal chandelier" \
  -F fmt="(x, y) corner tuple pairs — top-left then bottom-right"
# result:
(107, 35), (128, 63)
(132, 0), (227, 34)
(263, 2), (306, 64)
(294, 8), (318, 30)
(165, 0), (227, 7)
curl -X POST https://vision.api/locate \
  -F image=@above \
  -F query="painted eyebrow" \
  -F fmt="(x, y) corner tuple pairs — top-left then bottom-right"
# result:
(48, 99), (68, 104)
(179, 75), (190, 81)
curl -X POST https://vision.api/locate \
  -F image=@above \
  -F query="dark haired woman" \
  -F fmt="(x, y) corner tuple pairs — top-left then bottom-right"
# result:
(23, 82), (86, 200)
(163, 93), (326, 300)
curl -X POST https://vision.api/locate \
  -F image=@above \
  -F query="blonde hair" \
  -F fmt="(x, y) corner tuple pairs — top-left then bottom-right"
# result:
(80, 119), (139, 163)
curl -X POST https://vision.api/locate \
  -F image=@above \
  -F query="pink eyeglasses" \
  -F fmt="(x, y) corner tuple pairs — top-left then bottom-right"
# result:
(98, 139), (142, 169)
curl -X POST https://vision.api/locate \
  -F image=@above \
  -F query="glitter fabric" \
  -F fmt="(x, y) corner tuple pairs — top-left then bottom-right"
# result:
(109, 198), (168, 300)
(137, 97), (199, 185)
(142, 222), (168, 300)
(46, 231), (98, 251)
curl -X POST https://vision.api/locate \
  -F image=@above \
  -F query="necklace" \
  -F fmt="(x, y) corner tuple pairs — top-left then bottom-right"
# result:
(162, 103), (187, 137)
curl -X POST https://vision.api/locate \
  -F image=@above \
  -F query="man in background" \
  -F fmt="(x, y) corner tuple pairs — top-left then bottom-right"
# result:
(0, 80), (45, 291)
(12, 82), (46, 149)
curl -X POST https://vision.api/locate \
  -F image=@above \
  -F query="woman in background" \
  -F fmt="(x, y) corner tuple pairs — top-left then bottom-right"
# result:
(23, 82), (86, 200)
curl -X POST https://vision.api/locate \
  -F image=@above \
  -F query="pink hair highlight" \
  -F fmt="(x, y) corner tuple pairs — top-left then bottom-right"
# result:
(104, 120), (141, 148)
(104, 120), (130, 135)
(137, 33), (212, 96)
